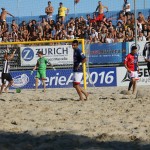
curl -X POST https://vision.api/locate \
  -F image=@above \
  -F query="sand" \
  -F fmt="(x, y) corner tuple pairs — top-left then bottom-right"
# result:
(0, 86), (150, 150)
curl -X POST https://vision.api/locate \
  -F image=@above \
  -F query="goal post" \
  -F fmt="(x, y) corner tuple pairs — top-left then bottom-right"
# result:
(0, 39), (87, 89)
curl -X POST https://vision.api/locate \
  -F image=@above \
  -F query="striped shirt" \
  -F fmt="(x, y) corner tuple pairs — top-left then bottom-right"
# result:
(2, 60), (10, 73)
(143, 42), (150, 60)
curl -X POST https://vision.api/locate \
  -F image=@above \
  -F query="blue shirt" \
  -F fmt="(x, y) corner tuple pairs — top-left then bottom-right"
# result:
(73, 48), (86, 72)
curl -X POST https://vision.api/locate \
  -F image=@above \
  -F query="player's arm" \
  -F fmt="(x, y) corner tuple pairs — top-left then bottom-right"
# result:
(33, 62), (38, 70)
(9, 49), (16, 60)
(95, 5), (99, 12)
(66, 8), (69, 15)
(104, 6), (108, 12)
(7, 11), (14, 18)
(45, 7), (48, 13)
(124, 56), (131, 73)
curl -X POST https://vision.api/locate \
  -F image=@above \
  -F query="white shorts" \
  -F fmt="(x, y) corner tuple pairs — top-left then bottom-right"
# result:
(128, 71), (139, 80)
(73, 72), (83, 85)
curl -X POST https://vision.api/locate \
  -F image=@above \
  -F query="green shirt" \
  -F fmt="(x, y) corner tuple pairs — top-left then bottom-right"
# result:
(37, 57), (48, 70)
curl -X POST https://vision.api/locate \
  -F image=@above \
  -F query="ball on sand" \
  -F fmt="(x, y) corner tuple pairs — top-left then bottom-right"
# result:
(16, 88), (21, 93)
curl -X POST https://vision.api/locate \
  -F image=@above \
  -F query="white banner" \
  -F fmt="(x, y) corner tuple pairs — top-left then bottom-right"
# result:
(20, 45), (73, 66)
(117, 66), (150, 86)
(128, 41), (147, 62)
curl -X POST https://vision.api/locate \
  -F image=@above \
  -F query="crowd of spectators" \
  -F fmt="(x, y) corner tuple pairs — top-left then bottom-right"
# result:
(0, 1), (150, 43)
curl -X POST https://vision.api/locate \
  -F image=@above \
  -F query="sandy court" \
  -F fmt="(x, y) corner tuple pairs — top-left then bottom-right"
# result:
(0, 86), (150, 150)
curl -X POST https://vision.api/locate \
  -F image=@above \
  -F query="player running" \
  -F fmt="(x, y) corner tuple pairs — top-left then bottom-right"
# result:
(33, 51), (48, 92)
(124, 46), (139, 94)
(0, 49), (16, 94)
(72, 40), (89, 101)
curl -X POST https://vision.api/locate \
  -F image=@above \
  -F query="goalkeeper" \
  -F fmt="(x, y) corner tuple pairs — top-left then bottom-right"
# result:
(33, 51), (48, 92)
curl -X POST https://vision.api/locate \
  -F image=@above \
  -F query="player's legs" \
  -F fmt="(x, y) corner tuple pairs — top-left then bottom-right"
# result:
(73, 72), (88, 101)
(35, 71), (40, 91)
(129, 71), (139, 94)
(40, 70), (47, 92)
(128, 81), (132, 91)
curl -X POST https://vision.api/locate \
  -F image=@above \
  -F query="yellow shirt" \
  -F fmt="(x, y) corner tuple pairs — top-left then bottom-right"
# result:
(58, 7), (67, 17)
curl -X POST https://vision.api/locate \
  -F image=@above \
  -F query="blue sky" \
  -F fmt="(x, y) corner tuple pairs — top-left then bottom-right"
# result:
(0, 0), (149, 17)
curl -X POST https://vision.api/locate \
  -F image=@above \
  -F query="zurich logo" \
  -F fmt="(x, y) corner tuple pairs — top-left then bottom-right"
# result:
(12, 74), (29, 88)
(22, 48), (34, 61)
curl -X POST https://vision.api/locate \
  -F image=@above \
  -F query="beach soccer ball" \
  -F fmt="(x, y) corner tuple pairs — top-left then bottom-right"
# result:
(16, 88), (21, 93)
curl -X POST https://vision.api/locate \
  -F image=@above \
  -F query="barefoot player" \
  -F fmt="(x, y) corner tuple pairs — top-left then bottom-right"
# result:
(33, 51), (48, 92)
(72, 40), (89, 101)
(0, 49), (16, 94)
(124, 46), (139, 94)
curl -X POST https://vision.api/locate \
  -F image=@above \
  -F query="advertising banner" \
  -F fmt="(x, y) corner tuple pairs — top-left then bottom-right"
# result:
(89, 42), (128, 64)
(5, 67), (117, 89)
(128, 41), (147, 62)
(20, 45), (73, 66)
(117, 66), (150, 86)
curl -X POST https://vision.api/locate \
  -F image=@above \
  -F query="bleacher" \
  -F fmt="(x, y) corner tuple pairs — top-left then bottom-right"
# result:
(6, 8), (150, 27)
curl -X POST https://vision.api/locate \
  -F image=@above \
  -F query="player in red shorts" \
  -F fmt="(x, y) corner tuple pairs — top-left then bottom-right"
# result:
(124, 46), (139, 94)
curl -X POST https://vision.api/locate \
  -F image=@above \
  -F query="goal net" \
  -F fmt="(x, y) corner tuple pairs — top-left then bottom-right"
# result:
(0, 39), (93, 89)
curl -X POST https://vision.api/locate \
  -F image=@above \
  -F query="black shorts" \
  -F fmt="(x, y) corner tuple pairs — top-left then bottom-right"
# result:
(1, 73), (13, 84)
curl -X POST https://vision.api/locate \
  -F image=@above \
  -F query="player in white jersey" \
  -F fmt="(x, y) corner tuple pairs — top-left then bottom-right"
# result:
(0, 49), (16, 94)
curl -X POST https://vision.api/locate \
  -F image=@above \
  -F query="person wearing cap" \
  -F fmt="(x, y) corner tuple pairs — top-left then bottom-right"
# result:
(45, 1), (54, 21)
(0, 8), (14, 22)
(0, 49), (16, 94)
(124, 46), (139, 94)
(33, 51), (48, 92)
(58, 2), (69, 24)
(95, 1), (108, 22)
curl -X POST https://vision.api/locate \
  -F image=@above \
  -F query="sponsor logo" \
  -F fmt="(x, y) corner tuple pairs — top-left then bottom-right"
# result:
(12, 74), (29, 88)
(22, 48), (34, 61)
(122, 71), (130, 82)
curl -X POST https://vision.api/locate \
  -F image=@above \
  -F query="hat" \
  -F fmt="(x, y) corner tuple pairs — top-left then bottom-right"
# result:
(1, 8), (5, 10)
(60, 2), (63, 4)
(37, 51), (43, 55)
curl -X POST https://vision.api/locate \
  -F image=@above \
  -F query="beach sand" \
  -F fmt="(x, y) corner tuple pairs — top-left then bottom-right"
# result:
(0, 86), (150, 150)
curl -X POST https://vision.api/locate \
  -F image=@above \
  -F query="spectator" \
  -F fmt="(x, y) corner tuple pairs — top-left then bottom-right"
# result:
(95, 1), (108, 22)
(89, 28), (98, 43)
(11, 20), (19, 31)
(105, 33), (114, 43)
(138, 32), (146, 41)
(122, 0), (131, 16)
(58, 2), (69, 24)
(137, 12), (147, 25)
(0, 8), (14, 22)
(146, 32), (150, 41)
(142, 24), (148, 37)
(45, 1), (54, 21)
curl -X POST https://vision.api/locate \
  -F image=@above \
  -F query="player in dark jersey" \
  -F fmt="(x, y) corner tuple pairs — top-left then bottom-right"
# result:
(0, 49), (16, 94)
(72, 40), (89, 101)
(124, 46), (139, 94)
(143, 41), (150, 76)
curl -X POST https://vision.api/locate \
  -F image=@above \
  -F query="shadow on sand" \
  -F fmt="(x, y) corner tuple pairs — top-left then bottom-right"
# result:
(0, 131), (149, 150)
